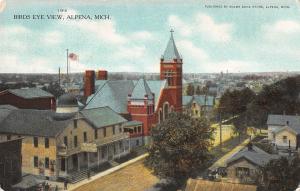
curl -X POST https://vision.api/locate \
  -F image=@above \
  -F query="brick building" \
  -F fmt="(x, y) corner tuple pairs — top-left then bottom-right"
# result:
(84, 31), (183, 144)
(0, 88), (55, 110)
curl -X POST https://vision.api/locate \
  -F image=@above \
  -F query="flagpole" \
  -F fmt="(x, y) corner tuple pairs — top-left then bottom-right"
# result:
(66, 49), (69, 80)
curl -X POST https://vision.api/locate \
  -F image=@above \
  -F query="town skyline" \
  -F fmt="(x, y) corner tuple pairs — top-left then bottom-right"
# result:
(1, 0), (300, 74)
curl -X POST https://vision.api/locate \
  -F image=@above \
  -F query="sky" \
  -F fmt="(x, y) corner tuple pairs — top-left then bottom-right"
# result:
(0, 0), (300, 73)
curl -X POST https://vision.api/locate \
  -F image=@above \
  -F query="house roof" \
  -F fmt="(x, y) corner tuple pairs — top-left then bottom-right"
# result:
(80, 107), (127, 128)
(131, 78), (153, 100)
(162, 32), (181, 62)
(193, 95), (214, 106)
(0, 109), (74, 137)
(226, 145), (279, 167)
(185, 179), (257, 191)
(182, 96), (193, 106)
(273, 125), (297, 135)
(6, 88), (54, 99)
(86, 79), (167, 113)
(267, 114), (300, 134)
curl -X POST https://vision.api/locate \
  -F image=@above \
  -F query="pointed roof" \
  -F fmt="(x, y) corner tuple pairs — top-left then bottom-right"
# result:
(131, 78), (153, 100)
(162, 30), (181, 62)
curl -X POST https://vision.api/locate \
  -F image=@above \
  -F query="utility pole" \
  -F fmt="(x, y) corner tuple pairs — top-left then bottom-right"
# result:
(219, 110), (222, 149)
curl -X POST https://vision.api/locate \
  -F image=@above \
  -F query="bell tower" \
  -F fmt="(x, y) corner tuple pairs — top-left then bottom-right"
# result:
(160, 30), (182, 111)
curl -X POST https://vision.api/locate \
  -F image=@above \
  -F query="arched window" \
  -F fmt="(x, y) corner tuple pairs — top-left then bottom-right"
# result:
(159, 108), (163, 123)
(163, 102), (169, 120)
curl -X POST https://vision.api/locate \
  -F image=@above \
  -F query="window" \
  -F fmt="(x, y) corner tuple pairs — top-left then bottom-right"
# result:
(83, 132), (87, 143)
(45, 157), (49, 169)
(136, 139), (139, 146)
(103, 128), (106, 137)
(138, 126), (141, 133)
(74, 136), (78, 147)
(283, 136), (287, 144)
(74, 119), (77, 128)
(64, 136), (68, 147)
(33, 137), (38, 148)
(45, 138), (49, 148)
(134, 127), (137, 133)
(236, 167), (250, 178)
(7, 135), (11, 141)
(119, 127), (122, 133)
(113, 126), (116, 135)
(119, 141), (123, 149)
(193, 103), (196, 108)
(102, 147), (106, 159)
(34, 156), (38, 168)
(95, 129), (98, 139)
(113, 144), (117, 154)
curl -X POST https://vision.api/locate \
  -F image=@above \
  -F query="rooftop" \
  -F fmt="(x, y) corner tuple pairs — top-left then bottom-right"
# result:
(5, 88), (54, 99)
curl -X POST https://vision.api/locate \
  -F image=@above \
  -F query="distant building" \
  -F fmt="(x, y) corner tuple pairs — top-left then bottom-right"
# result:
(226, 144), (278, 184)
(267, 114), (300, 150)
(0, 138), (22, 191)
(182, 95), (215, 119)
(0, 88), (55, 110)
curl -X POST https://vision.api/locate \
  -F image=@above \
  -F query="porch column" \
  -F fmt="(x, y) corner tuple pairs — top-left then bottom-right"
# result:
(77, 153), (80, 171)
(87, 152), (90, 169)
(97, 147), (100, 167)
(65, 157), (68, 174)
(107, 144), (109, 160)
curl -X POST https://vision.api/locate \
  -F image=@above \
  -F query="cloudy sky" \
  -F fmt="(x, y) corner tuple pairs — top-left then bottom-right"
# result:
(0, 0), (300, 73)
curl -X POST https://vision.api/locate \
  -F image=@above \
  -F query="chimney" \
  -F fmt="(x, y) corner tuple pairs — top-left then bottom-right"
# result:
(97, 70), (108, 80)
(84, 70), (95, 97)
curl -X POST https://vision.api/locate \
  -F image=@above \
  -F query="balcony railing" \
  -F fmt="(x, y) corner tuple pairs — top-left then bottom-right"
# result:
(57, 133), (130, 156)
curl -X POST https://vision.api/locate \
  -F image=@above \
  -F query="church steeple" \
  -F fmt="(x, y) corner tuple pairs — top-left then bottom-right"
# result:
(159, 30), (183, 111)
(161, 29), (181, 63)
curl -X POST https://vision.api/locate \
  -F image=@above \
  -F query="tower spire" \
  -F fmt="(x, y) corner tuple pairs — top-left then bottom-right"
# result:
(162, 29), (181, 63)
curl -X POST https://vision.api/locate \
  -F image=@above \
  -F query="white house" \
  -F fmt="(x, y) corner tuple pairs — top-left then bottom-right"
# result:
(267, 114), (300, 150)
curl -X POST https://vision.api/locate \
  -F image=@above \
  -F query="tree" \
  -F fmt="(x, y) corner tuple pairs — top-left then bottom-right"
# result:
(257, 156), (300, 191)
(145, 113), (214, 188)
(42, 83), (65, 98)
(186, 83), (195, 96)
(247, 76), (300, 129)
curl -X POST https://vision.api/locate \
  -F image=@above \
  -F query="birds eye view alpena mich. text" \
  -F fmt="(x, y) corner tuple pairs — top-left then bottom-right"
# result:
(0, 0), (300, 190)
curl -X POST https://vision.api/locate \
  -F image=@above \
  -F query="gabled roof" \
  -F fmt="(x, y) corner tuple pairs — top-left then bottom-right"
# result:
(5, 88), (54, 99)
(273, 125), (297, 135)
(193, 95), (214, 106)
(80, 107), (127, 129)
(86, 79), (167, 113)
(85, 80), (135, 113)
(146, 80), (167, 110)
(0, 109), (73, 137)
(131, 78), (153, 100)
(267, 114), (300, 134)
(226, 145), (279, 167)
(162, 32), (181, 62)
(183, 96), (193, 106)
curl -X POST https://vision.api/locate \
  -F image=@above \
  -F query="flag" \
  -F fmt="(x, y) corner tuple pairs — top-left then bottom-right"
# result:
(68, 53), (78, 61)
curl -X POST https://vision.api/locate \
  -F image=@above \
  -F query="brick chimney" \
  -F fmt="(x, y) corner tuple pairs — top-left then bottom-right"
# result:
(97, 70), (108, 80)
(84, 70), (95, 97)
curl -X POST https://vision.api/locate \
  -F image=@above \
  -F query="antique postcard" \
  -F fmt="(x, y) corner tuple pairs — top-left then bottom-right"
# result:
(0, 0), (300, 191)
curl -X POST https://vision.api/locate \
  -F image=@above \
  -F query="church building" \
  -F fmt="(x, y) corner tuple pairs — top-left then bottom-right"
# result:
(84, 31), (183, 145)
